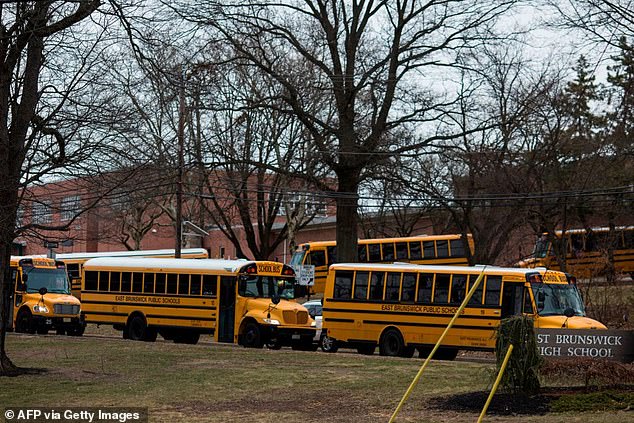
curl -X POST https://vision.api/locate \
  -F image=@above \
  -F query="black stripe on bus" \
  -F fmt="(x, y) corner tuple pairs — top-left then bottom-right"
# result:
(85, 311), (215, 322)
(323, 307), (501, 320)
(323, 317), (355, 323)
(362, 320), (497, 330)
(81, 290), (218, 299)
(81, 300), (215, 311)
(146, 314), (216, 321)
(325, 298), (501, 309)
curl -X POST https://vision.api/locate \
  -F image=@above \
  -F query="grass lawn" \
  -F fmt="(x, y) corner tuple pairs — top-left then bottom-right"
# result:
(1, 332), (632, 422)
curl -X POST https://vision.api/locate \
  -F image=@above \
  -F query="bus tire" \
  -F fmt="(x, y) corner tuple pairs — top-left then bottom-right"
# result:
(320, 335), (338, 353)
(356, 344), (376, 355)
(435, 347), (459, 361)
(67, 325), (85, 337)
(379, 328), (406, 357)
(126, 315), (148, 341)
(15, 309), (35, 334)
(174, 331), (199, 345)
(242, 322), (263, 348)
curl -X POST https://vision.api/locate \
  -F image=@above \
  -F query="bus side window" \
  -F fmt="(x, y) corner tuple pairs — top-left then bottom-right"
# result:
(450, 274), (467, 305)
(166, 274), (178, 294)
(327, 246), (337, 265)
(382, 243), (395, 261)
(178, 275), (190, 295)
(409, 241), (422, 259)
(110, 272), (121, 292)
(333, 270), (353, 299)
(358, 245), (368, 262)
(417, 273), (433, 304)
(144, 273), (155, 294)
(450, 239), (465, 257)
(369, 272), (385, 300)
(467, 274), (483, 305)
(309, 250), (326, 268)
(85, 271), (98, 291)
(385, 272), (401, 301)
(401, 273), (417, 302)
(121, 272), (132, 292)
(484, 276), (502, 306)
(436, 240), (449, 258)
(396, 242), (408, 260)
(66, 263), (80, 280)
(190, 274), (202, 295)
(353, 271), (369, 300)
(154, 273), (165, 294)
(98, 271), (109, 291)
(433, 274), (450, 304)
(423, 241), (435, 259)
(132, 272), (143, 293)
(202, 275), (217, 296)
(368, 244), (381, 262)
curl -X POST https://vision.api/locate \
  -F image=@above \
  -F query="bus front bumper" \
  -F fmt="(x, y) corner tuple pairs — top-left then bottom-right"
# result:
(32, 314), (85, 330)
(263, 326), (316, 347)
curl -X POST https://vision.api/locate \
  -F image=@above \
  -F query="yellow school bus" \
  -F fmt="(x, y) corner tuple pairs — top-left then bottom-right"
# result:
(56, 248), (209, 299)
(321, 263), (606, 358)
(10, 256), (84, 336)
(518, 227), (634, 279)
(290, 234), (474, 294)
(81, 258), (316, 348)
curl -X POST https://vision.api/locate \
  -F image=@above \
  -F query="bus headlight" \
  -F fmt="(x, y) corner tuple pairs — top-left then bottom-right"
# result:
(33, 305), (49, 313)
(311, 321), (317, 327)
(263, 318), (280, 325)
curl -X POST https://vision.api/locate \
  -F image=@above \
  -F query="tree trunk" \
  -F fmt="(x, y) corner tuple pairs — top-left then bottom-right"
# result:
(335, 168), (361, 262)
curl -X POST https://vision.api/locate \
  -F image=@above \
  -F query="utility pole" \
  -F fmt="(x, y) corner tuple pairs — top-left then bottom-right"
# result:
(176, 66), (186, 258)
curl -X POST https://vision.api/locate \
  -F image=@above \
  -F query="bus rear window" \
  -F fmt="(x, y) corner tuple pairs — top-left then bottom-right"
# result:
(85, 271), (98, 291)
(334, 271), (353, 299)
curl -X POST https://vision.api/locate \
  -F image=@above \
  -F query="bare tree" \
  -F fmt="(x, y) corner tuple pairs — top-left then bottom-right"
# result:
(0, 0), (106, 374)
(176, 0), (519, 261)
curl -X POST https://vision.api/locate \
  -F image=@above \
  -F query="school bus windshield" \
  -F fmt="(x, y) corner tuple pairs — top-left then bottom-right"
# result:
(24, 267), (71, 294)
(290, 250), (305, 266)
(532, 284), (585, 317)
(238, 276), (296, 299)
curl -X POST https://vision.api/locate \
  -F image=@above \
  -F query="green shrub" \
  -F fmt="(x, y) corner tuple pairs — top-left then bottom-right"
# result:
(495, 315), (543, 395)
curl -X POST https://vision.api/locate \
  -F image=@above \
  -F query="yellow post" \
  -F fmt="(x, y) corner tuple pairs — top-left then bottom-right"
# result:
(477, 343), (514, 423)
(388, 268), (486, 423)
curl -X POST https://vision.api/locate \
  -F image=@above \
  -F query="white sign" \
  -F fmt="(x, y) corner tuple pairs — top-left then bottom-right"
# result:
(292, 265), (315, 286)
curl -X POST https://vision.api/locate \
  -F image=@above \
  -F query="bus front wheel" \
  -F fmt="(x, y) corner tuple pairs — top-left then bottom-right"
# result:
(379, 328), (407, 357)
(242, 322), (263, 348)
(15, 310), (35, 334)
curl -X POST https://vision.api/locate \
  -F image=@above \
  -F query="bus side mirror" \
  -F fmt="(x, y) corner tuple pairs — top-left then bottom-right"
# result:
(271, 293), (281, 305)
(39, 287), (48, 296)
(564, 308), (575, 318)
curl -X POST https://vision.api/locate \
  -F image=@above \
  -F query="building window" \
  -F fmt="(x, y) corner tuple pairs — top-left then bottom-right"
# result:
(60, 195), (81, 221)
(32, 201), (52, 224)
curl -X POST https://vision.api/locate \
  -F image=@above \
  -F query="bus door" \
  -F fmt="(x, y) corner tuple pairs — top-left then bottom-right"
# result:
(501, 282), (524, 318)
(217, 276), (236, 343)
